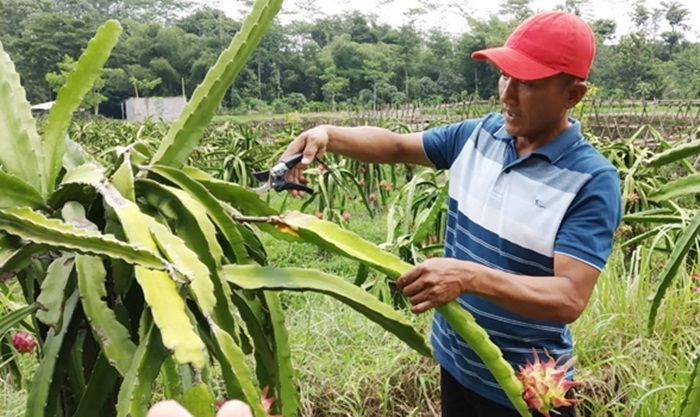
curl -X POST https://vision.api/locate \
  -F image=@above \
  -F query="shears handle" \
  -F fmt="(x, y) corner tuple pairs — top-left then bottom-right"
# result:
(279, 152), (304, 169)
(274, 181), (314, 194)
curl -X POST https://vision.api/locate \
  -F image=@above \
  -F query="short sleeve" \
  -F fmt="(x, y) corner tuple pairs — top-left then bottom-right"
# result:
(554, 169), (622, 270)
(422, 118), (482, 169)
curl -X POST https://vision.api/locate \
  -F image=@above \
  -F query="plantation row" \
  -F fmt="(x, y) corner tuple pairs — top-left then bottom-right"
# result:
(1, 1), (700, 417)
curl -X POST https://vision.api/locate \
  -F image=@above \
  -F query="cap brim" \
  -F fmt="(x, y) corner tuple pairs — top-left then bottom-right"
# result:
(471, 47), (559, 81)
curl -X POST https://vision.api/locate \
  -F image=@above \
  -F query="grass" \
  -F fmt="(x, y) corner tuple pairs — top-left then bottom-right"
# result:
(259, 195), (440, 417)
(1, 190), (699, 417)
(213, 111), (348, 125)
(572, 245), (700, 417)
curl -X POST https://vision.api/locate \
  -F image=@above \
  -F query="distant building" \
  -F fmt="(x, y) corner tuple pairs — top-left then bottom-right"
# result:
(123, 96), (186, 122)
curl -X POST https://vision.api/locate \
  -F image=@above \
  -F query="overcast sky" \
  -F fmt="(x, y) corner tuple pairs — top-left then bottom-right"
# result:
(212, 0), (699, 41)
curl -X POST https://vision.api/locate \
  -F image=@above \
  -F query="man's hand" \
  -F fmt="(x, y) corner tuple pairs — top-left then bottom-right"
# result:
(396, 258), (479, 314)
(147, 400), (252, 417)
(281, 125), (331, 186)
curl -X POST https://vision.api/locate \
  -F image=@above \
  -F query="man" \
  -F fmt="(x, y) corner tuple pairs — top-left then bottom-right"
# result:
(282, 11), (621, 417)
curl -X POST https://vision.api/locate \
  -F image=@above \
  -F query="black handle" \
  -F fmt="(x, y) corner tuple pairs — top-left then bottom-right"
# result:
(275, 181), (314, 194)
(280, 152), (304, 169)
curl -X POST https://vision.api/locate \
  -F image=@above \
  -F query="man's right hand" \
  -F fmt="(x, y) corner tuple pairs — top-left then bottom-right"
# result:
(281, 125), (332, 186)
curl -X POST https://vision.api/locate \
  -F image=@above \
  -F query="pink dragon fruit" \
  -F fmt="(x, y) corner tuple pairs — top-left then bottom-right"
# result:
(517, 349), (581, 417)
(12, 331), (37, 354)
(260, 386), (281, 417)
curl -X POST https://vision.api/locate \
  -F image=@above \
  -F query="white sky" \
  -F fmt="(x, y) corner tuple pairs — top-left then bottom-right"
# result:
(212, 0), (700, 42)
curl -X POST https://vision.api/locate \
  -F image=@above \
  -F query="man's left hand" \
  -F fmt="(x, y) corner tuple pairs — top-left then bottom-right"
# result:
(396, 258), (479, 314)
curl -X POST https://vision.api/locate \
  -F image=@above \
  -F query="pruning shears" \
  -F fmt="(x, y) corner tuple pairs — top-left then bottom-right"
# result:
(251, 152), (314, 195)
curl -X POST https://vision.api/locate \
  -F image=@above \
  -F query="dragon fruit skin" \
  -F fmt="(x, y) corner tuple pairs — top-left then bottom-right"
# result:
(517, 349), (581, 417)
(12, 331), (37, 354)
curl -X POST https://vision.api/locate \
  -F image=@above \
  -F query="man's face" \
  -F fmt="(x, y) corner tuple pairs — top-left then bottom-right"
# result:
(498, 72), (578, 142)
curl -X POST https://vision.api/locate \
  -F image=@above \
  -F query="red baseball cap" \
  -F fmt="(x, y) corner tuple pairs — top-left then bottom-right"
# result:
(471, 11), (595, 81)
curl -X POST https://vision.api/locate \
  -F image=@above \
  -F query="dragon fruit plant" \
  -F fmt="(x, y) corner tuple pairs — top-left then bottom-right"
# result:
(0, 1), (433, 416)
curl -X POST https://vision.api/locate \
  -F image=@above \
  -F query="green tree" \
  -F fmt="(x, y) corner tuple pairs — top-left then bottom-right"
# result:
(499, 0), (533, 21)
(45, 54), (106, 114)
(320, 66), (349, 110)
(658, 1), (690, 56)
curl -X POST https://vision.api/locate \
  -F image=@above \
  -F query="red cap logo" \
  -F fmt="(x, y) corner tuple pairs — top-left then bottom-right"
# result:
(471, 11), (595, 81)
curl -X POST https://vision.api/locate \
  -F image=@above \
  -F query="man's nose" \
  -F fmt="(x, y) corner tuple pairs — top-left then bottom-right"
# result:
(499, 77), (517, 104)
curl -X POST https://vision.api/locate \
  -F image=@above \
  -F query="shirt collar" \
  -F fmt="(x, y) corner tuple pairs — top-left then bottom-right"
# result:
(494, 117), (582, 163)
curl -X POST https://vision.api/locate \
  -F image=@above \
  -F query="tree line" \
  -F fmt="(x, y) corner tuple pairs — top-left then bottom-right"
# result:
(0, 0), (698, 117)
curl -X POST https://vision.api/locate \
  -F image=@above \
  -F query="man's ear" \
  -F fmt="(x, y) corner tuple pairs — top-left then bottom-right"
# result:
(566, 80), (588, 109)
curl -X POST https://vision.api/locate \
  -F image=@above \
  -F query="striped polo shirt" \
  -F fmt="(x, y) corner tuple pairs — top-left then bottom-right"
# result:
(422, 112), (621, 408)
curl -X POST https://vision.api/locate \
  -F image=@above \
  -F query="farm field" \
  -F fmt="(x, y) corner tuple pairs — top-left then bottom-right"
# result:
(1, 113), (699, 416)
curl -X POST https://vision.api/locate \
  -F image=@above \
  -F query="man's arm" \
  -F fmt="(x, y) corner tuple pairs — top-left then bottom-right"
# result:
(396, 253), (600, 324)
(281, 125), (433, 184)
(324, 126), (432, 166)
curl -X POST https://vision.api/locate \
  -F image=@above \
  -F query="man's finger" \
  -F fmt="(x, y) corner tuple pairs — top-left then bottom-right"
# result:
(301, 144), (318, 166)
(411, 300), (434, 314)
(409, 288), (432, 306)
(217, 400), (253, 417)
(402, 278), (426, 297)
(146, 401), (193, 417)
(396, 265), (422, 289)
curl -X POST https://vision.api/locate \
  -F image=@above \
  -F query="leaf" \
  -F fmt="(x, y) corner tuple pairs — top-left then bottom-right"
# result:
(62, 138), (96, 171)
(111, 151), (136, 202)
(410, 182), (448, 245)
(211, 324), (268, 417)
(60, 163), (106, 186)
(0, 40), (45, 195)
(0, 303), (38, 336)
(224, 265), (432, 357)
(130, 265), (207, 368)
(648, 174), (700, 202)
(0, 232), (42, 282)
(230, 291), (276, 390)
(77, 255), (137, 375)
(116, 323), (168, 417)
(623, 211), (683, 224)
(647, 210), (700, 334)
(680, 353), (700, 417)
(35, 254), (75, 329)
(25, 291), (79, 417)
(180, 383), (217, 417)
(99, 182), (206, 367)
(73, 354), (120, 417)
(0, 207), (167, 270)
(646, 140), (700, 168)
(42, 20), (122, 194)
(136, 179), (224, 269)
(0, 170), (45, 209)
(265, 292), (299, 417)
(198, 178), (278, 216)
(151, 0), (283, 168)
(149, 165), (249, 263)
(147, 217), (217, 317)
(136, 179), (241, 341)
(276, 211), (408, 278)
